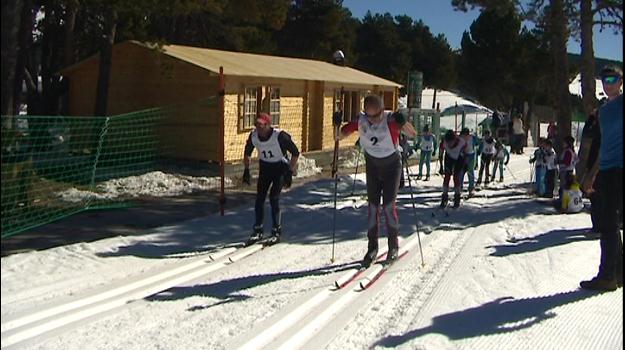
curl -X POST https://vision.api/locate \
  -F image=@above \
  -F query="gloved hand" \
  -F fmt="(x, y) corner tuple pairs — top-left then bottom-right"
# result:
(283, 168), (293, 189)
(332, 111), (343, 126)
(243, 168), (251, 185)
(392, 111), (407, 126)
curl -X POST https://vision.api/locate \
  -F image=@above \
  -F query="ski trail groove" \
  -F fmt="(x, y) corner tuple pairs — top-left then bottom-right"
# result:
(0, 244), (266, 349)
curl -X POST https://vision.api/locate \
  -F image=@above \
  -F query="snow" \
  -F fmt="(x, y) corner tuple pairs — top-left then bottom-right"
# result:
(294, 155), (322, 178)
(399, 88), (492, 114)
(55, 155), (321, 202)
(56, 171), (232, 202)
(399, 89), (492, 133)
(2, 151), (622, 350)
(568, 73), (610, 101)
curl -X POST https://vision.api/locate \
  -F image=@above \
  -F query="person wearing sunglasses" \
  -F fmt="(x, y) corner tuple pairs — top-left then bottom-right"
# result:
(580, 65), (623, 291)
(242, 113), (300, 246)
(335, 94), (416, 267)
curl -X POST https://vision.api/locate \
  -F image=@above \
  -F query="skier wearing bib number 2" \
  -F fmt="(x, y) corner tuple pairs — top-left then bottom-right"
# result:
(242, 113), (300, 246)
(335, 95), (416, 267)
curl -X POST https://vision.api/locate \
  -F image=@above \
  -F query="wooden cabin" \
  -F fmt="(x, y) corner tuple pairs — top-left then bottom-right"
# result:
(59, 41), (401, 163)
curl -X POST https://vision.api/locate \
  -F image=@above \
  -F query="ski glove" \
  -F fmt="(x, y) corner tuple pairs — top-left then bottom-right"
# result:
(283, 169), (293, 189)
(242, 168), (251, 185)
(392, 111), (407, 126)
(332, 111), (343, 126)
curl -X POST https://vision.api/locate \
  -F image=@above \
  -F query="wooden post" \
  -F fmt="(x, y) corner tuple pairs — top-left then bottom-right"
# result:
(454, 102), (458, 133)
(219, 66), (225, 216)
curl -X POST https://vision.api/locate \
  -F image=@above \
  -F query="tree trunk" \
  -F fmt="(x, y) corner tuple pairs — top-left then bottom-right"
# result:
(63, 0), (79, 67)
(580, 0), (597, 116)
(549, 0), (572, 154)
(94, 7), (118, 116)
(13, 0), (35, 115)
(1, 0), (23, 116)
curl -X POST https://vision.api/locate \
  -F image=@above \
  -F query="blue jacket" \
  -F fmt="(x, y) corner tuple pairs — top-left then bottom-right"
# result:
(599, 95), (623, 170)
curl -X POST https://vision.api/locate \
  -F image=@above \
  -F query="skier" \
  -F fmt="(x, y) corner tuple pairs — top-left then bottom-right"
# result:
(543, 139), (557, 198)
(416, 125), (436, 181)
(437, 138), (445, 175)
(440, 129), (467, 208)
(529, 138), (547, 196)
(335, 95), (417, 267)
(491, 140), (510, 182)
(476, 130), (496, 186)
(242, 113), (300, 245)
(459, 127), (478, 197)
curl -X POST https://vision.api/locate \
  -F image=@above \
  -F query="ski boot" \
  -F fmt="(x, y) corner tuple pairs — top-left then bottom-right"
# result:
(362, 242), (379, 268)
(499, 177), (504, 182)
(440, 193), (449, 209)
(266, 225), (281, 245)
(386, 247), (399, 263)
(453, 192), (461, 208)
(246, 225), (264, 246)
(425, 175), (430, 181)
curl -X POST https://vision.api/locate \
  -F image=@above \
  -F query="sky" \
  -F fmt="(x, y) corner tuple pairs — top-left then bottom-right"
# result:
(342, 0), (623, 62)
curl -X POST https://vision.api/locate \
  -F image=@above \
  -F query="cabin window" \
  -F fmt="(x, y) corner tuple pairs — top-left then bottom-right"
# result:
(269, 87), (281, 125)
(334, 89), (360, 122)
(242, 87), (258, 130)
(242, 86), (280, 130)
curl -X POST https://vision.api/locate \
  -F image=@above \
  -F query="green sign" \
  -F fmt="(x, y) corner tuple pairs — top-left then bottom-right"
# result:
(407, 71), (423, 109)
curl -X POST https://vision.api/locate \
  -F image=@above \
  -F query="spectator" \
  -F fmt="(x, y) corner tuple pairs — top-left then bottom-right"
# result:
(543, 139), (557, 198)
(547, 121), (557, 144)
(580, 65), (623, 291)
(512, 114), (525, 154)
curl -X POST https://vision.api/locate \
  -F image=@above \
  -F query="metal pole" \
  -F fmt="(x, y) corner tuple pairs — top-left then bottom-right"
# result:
(219, 67), (226, 216)
(403, 154), (425, 267)
(350, 144), (361, 196)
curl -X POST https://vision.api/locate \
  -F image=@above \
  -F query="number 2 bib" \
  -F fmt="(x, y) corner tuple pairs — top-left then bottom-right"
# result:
(358, 113), (398, 158)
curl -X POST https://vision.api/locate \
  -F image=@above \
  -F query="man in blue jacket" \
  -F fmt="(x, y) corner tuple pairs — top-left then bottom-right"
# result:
(580, 65), (623, 291)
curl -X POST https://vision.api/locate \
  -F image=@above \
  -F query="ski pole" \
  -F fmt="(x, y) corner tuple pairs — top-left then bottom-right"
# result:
(403, 154), (425, 267)
(505, 164), (517, 181)
(330, 86), (345, 263)
(350, 143), (361, 196)
(528, 162), (535, 194)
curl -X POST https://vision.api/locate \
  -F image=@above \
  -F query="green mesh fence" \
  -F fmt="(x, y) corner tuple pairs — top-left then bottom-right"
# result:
(1, 107), (170, 238)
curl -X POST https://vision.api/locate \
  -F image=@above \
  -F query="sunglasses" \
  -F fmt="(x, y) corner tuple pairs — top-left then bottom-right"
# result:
(602, 75), (621, 85)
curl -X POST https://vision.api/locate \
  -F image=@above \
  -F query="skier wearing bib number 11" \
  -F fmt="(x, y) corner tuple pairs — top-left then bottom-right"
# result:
(242, 113), (300, 246)
(335, 95), (416, 267)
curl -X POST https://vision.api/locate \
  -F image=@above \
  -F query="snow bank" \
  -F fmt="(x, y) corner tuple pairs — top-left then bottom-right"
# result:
(294, 155), (321, 178)
(58, 172), (233, 202)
